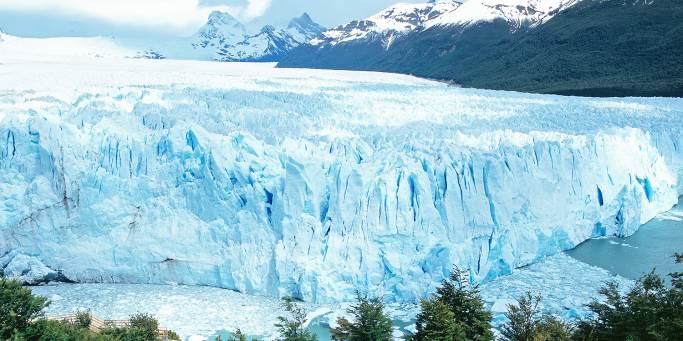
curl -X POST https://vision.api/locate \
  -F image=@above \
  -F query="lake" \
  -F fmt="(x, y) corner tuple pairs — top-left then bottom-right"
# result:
(567, 197), (683, 281)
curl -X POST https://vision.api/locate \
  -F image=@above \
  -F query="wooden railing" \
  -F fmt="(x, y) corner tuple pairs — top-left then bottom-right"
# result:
(48, 314), (169, 339)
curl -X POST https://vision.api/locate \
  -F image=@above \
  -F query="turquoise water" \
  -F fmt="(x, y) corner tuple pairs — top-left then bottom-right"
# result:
(211, 324), (330, 341)
(567, 199), (683, 281)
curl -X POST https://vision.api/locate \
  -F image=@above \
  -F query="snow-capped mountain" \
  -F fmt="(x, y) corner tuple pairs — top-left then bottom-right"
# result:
(194, 11), (248, 49)
(188, 11), (325, 62)
(312, 0), (462, 47)
(309, 0), (578, 48)
(279, 0), (581, 73)
(279, 0), (680, 97)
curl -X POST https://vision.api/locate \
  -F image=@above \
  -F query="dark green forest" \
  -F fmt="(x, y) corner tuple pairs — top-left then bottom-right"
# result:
(279, 0), (683, 97)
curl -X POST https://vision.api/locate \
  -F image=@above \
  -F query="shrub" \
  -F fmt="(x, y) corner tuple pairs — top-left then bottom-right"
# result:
(100, 313), (160, 341)
(75, 311), (93, 329)
(0, 279), (49, 339)
(21, 319), (117, 341)
(166, 329), (181, 340)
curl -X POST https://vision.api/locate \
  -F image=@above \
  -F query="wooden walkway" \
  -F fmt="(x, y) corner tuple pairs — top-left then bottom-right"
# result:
(48, 314), (170, 339)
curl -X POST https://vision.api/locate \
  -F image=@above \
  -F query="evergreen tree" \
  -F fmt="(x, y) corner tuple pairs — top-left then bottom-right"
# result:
(500, 292), (573, 341)
(533, 316), (572, 341)
(275, 297), (317, 341)
(413, 297), (465, 341)
(434, 267), (493, 341)
(331, 293), (392, 341)
(500, 292), (541, 341)
(574, 252), (683, 340)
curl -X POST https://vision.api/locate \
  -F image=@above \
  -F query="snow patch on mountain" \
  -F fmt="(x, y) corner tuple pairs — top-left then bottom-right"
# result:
(427, 0), (582, 29)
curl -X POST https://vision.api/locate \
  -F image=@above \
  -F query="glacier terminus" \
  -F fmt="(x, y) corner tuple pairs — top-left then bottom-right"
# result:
(1, 52), (682, 304)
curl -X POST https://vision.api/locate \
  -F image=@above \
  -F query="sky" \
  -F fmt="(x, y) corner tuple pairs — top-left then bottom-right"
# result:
(0, 0), (424, 38)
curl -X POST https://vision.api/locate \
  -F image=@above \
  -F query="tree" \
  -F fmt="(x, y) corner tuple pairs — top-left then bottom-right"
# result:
(0, 279), (49, 339)
(500, 292), (572, 341)
(128, 313), (159, 341)
(434, 267), (493, 341)
(331, 293), (393, 341)
(574, 252), (683, 340)
(275, 297), (317, 341)
(533, 315), (572, 341)
(413, 297), (465, 341)
(500, 292), (541, 341)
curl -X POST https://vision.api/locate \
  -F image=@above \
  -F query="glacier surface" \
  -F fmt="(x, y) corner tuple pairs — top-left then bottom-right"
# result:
(1, 53), (682, 303)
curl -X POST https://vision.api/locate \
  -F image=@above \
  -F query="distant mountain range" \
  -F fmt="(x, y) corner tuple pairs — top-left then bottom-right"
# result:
(279, 0), (683, 97)
(136, 11), (325, 62)
(0, 11), (326, 63)
(184, 11), (326, 62)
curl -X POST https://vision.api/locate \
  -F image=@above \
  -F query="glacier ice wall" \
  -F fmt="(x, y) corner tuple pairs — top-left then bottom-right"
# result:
(1, 60), (682, 303)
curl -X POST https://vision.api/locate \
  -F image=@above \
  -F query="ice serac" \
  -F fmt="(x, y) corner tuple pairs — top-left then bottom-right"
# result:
(1, 58), (682, 303)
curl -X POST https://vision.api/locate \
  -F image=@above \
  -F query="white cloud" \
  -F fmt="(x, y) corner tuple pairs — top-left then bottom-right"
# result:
(0, 0), (271, 32)
(243, 0), (271, 20)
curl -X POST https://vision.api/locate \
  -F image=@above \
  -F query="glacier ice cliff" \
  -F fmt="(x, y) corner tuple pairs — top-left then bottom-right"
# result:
(1, 57), (682, 303)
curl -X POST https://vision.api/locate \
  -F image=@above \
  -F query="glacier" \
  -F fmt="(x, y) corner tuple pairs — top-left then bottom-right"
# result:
(1, 52), (683, 303)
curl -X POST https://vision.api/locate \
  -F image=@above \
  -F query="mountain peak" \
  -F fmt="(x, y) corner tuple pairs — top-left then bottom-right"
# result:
(207, 11), (240, 26)
(297, 12), (313, 23)
(288, 12), (326, 34)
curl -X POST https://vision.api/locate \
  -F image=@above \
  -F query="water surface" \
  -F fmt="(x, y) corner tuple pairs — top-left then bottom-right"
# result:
(568, 199), (683, 281)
